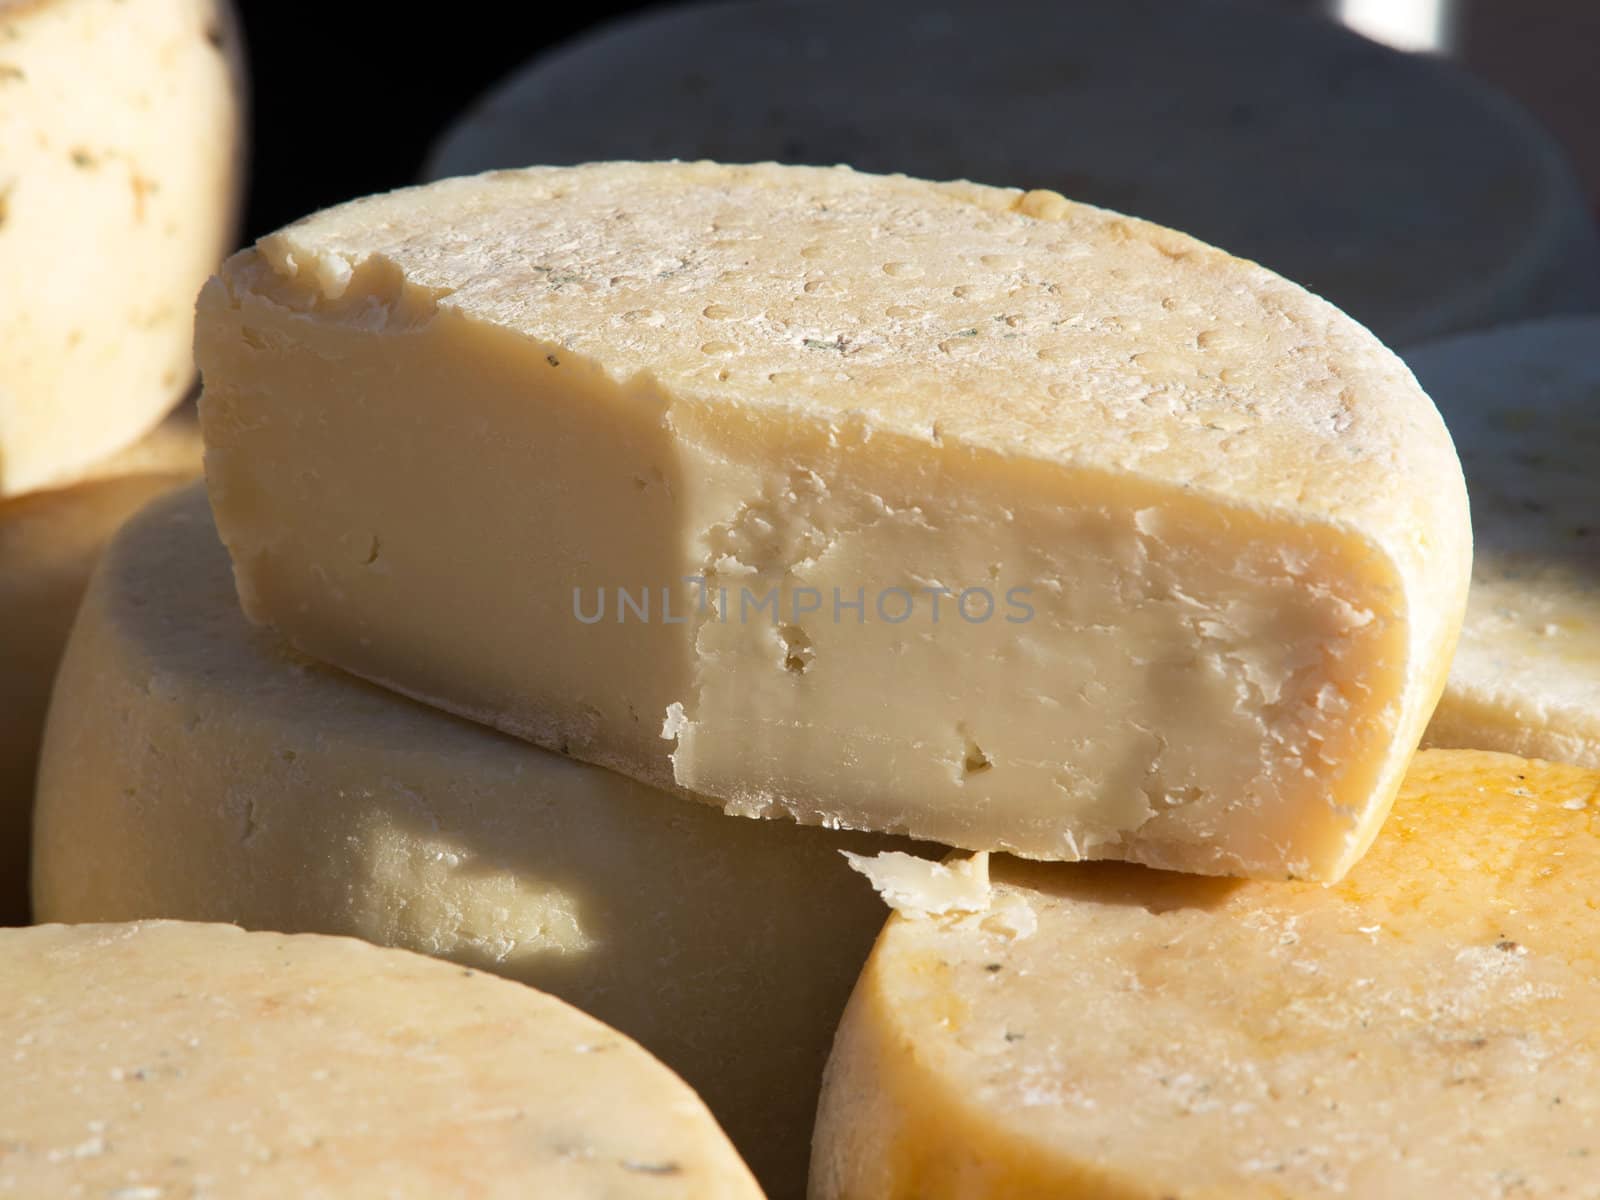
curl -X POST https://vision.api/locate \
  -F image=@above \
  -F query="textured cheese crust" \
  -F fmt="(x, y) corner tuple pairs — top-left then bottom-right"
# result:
(1411, 318), (1600, 768)
(0, 0), (244, 495)
(33, 484), (920, 1198)
(812, 749), (1600, 1199)
(197, 161), (1471, 881)
(0, 407), (200, 924)
(0, 921), (761, 1198)
(425, 0), (1600, 347)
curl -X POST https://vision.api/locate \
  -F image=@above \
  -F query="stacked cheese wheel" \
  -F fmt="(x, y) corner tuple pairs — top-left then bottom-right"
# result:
(1410, 317), (1600, 768)
(32, 483), (915, 1192)
(0, 0), (244, 923)
(10, 46), (1600, 1200)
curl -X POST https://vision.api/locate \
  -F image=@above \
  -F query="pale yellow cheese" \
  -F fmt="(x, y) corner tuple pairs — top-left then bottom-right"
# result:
(1411, 317), (1600, 768)
(0, 920), (762, 1198)
(0, 407), (200, 924)
(0, 0), (244, 495)
(196, 161), (1471, 881)
(32, 483), (921, 1198)
(812, 748), (1600, 1199)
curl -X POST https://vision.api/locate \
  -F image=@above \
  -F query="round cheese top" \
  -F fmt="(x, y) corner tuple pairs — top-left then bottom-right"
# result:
(425, 0), (1600, 347)
(0, 920), (762, 1198)
(814, 748), (1600, 1198)
(1411, 317), (1600, 767)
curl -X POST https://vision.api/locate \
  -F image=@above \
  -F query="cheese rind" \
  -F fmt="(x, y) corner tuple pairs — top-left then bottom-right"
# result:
(811, 749), (1600, 1199)
(425, 0), (1600, 346)
(0, 408), (200, 924)
(0, 0), (243, 495)
(1411, 317), (1600, 768)
(0, 921), (762, 1198)
(32, 484), (919, 1198)
(197, 161), (1471, 881)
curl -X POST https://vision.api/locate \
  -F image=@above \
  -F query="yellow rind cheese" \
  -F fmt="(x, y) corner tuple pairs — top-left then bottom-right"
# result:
(0, 0), (244, 495)
(1411, 317), (1600, 768)
(0, 407), (200, 924)
(813, 749), (1600, 1199)
(32, 483), (921, 1198)
(196, 161), (1471, 882)
(0, 921), (763, 1198)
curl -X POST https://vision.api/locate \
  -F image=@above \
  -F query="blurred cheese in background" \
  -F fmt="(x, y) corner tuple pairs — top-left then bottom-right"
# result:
(426, 0), (1600, 348)
(32, 483), (924, 1198)
(0, 407), (200, 926)
(1408, 317), (1600, 768)
(1328, 0), (1600, 211)
(0, 922), (763, 1199)
(813, 749), (1600, 1198)
(0, 0), (244, 496)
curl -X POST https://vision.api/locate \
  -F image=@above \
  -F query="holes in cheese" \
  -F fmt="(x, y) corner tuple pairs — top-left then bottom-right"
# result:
(0, 0), (243, 496)
(812, 749), (1600, 1198)
(0, 407), (201, 924)
(0, 921), (762, 1198)
(32, 484), (923, 1198)
(1410, 317), (1600, 769)
(194, 161), (1470, 882)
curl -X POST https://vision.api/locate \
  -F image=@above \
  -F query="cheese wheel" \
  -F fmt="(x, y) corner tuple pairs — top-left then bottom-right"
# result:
(1410, 318), (1600, 768)
(812, 749), (1600, 1199)
(425, 0), (1600, 347)
(32, 484), (918, 1198)
(196, 161), (1470, 881)
(0, 920), (761, 1198)
(0, 0), (244, 496)
(0, 407), (200, 924)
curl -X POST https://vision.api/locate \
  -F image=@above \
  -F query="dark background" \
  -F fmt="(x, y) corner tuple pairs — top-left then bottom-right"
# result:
(236, 2), (653, 239)
(236, 0), (1600, 244)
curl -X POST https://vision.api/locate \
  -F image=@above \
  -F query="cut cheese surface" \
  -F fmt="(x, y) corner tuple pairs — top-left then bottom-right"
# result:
(0, 407), (200, 924)
(0, 921), (762, 1198)
(0, 0), (244, 495)
(1410, 318), (1600, 768)
(197, 160), (1470, 881)
(32, 484), (920, 1198)
(812, 748), (1600, 1200)
(426, 0), (1600, 347)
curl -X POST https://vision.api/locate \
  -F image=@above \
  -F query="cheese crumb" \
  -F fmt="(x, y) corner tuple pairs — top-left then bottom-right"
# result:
(660, 702), (688, 741)
(842, 851), (992, 916)
(979, 892), (1038, 940)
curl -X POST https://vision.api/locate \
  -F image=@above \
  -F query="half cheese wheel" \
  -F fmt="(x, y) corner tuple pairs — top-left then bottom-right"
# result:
(0, 0), (244, 495)
(32, 483), (918, 1198)
(813, 748), (1600, 1198)
(0, 921), (761, 1198)
(0, 407), (201, 924)
(425, 0), (1600, 347)
(1411, 317), (1600, 768)
(196, 161), (1471, 881)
